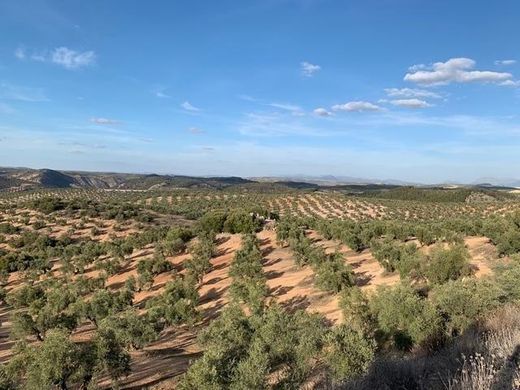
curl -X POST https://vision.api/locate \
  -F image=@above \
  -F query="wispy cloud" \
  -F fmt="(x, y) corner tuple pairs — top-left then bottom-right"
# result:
(90, 117), (120, 125)
(495, 59), (516, 66)
(384, 87), (442, 99)
(14, 47), (25, 59)
(238, 94), (257, 102)
(14, 46), (96, 69)
(238, 112), (328, 137)
(0, 82), (48, 102)
(181, 101), (200, 112)
(0, 103), (15, 114)
(188, 127), (205, 134)
(405, 57), (512, 86)
(268, 102), (305, 116)
(51, 47), (96, 69)
(153, 86), (171, 98)
(332, 101), (382, 112)
(301, 61), (321, 77)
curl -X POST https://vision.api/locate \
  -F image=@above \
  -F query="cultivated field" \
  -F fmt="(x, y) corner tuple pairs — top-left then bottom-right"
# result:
(1, 187), (520, 389)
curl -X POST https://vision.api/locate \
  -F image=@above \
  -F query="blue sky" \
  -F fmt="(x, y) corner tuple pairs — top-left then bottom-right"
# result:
(1, 0), (520, 183)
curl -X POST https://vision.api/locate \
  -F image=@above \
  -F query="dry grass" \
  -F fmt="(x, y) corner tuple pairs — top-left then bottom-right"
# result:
(340, 305), (520, 390)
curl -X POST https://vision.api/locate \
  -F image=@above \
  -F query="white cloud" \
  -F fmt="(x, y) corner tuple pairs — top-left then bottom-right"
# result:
(495, 59), (516, 66)
(499, 79), (520, 87)
(51, 47), (96, 69)
(332, 101), (382, 112)
(90, 117), (120, 125)
(155, 91), (170, 98)
(0, 82), (48, 102)
(15, 46), (96, 69)
(404, 58), (512, 86)
(301, 61), (321, 77)
(153, 86), (170, 98)
(181, 101), (200, 112)
(384, 87), (442, 99)
(14, 47), (25, 59)
(269, 102), (305, 116)
(390, 98), (432, 109)
(408, 64), (427, 72)
(269, 102), (301, 111)
(313, 107), (332, 117)
(188, 127), (205, 134)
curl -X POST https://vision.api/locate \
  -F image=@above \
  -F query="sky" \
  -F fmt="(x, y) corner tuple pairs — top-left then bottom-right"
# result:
(1, 0), (520, 183)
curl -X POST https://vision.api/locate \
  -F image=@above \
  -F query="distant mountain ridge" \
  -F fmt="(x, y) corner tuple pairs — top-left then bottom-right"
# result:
(0, 167), (518, 192)
(0, 167), (254, 191)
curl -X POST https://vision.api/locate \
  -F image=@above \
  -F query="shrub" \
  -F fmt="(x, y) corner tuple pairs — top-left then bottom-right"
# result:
(424, 244), (472, 284)
(224, 210), (262, 234)
(147, 277), (199, 326)
(198, 211), (227, 233)
(371, 239), (418, 274)
(314, 252), (355, 293)
(431, 279), (502, 336)
(323, 324), (375, 381)
(339, 287), (376, 336)
(370, 284), (442, 350)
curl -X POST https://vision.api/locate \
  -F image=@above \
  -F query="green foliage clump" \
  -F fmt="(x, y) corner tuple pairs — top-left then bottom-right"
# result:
(371, 238), (419, 274)
(229, 234), (267, 313)
(184, 232), (215, 283)
(314, 252), (355, 293)
(136, 252), (173, 290)
(431, 279), (502, 336)
(323, 324), (375, 380)
(370, 284), (442, 350)
(29, 197), (65, 214)
(223, 210), (263, 234)
(423, 244), (472, 284)
(146, 277), (199, 327)
(339, 287), (376, 336)
(179, 305), (329, 389)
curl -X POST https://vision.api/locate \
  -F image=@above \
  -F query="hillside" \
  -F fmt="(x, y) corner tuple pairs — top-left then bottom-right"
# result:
(0, 168), (255, 191)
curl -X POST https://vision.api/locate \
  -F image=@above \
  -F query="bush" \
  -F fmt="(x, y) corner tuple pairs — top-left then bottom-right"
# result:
(370, 284), (442, 350)
(339, 287), (376, 336)
(314, 252), (355, 293)
(224, 210), (262, 234)
(136, 253), (172, 290)
(323, 324), (375, 381)
(495, 262), (520, 302)
(197, 211), (227, 233)
(0, 223), (19, 234)
(431, 279), (502, 336)
(146, 277), (199, 326)
(424, 244), (471, 284)
(371, 239), (418, 274)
